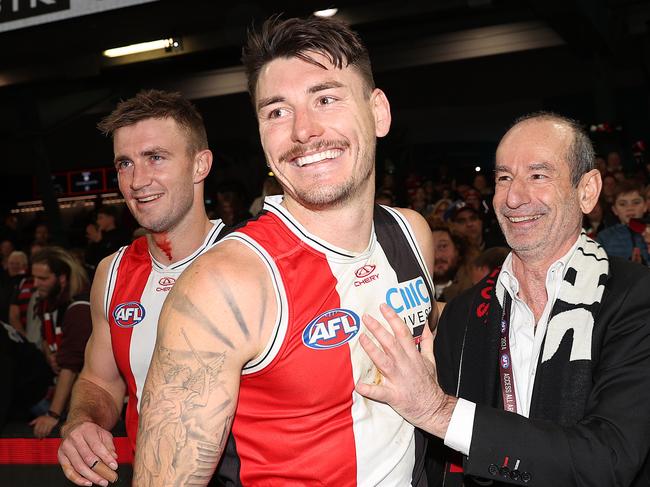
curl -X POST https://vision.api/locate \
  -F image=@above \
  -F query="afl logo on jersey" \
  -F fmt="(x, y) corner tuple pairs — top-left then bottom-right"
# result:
(302, 308), (360, 350)
(113, 302), (146, 328)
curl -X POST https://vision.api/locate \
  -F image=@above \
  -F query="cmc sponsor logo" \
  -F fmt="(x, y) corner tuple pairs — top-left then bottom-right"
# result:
(385, 277), (430, 313)
(354, 264), (379, 287)
(156, 276), (176, 292)
(302, 308), (360, 350)
(113, 301), (146, 328)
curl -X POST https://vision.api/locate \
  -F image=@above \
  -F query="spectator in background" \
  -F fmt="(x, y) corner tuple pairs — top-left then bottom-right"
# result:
(598, 180), (649, 264)
(426, 198), (452, 228)
(30, 247), (91, 438)
(0, 239), (15, 272)
(84, 221), (103, 271)
(607, 150), (623, 173)
(249, 175), (283, 216)
(583, 198), (606, 238)
(33, 223), (50, 246)
(0, 249), (28, 322)
(449, 205), (505, 251)
(95, 206), (129, 260)
(470, 246), (510, 285)
(472, 173), (493, 199)
(431, 226), (475, 302)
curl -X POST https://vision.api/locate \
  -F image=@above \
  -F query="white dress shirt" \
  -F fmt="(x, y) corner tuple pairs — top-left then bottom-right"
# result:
(444, 237), (580, 456)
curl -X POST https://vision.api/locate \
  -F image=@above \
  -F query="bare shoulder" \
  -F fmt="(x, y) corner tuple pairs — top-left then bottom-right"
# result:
(158, 238), (276, 362)
(393, 207), (433, 246)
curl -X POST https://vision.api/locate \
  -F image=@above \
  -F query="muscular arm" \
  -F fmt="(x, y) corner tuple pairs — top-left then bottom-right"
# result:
(133, 242), (274, 486)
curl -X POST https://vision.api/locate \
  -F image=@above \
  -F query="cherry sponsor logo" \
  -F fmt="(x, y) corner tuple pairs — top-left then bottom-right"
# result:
(354, 264), (379, 287)
(156, 276), (176, 292)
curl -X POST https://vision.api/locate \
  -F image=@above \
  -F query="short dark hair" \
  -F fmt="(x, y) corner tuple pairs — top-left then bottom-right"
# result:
(242, 15), (375, 103)
(614, 179), (644, 201)
(510, 111), (595, 186)
(97, 89), (208, 155)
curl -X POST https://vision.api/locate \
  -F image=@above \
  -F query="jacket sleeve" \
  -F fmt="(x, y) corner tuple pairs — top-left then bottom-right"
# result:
(464, 267), (650, 486)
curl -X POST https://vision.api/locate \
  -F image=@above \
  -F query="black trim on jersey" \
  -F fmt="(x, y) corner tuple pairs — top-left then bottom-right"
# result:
(226, 234), (285, 372)
(374, 205), (434, 300)
(264, 198), (356, 258)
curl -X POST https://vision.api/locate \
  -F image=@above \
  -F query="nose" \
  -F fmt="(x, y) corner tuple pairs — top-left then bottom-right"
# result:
(129, 161), (154, 191)
(291, 106), (323, 144)
(503, 176), (530, 209)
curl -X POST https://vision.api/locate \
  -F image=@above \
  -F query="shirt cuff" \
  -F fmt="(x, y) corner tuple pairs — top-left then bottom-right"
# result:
(443, 397), (476, 456)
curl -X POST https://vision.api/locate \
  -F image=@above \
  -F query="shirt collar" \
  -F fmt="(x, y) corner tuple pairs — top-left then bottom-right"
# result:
(498, 235), (581, 297)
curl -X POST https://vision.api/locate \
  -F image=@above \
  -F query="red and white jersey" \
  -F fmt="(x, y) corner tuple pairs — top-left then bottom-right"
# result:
(223, 196), (433, 486)
(105, 221), (225, 450)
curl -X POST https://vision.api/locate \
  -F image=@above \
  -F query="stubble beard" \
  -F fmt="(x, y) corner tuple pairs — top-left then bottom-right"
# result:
(291, 145), (375, 211)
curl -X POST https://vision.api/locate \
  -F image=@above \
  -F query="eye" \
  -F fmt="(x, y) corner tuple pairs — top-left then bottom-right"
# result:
(318, 95), (336, 106)
(268, 107), (289, 119)
(495, 174), (511, 182)
(531, 173), (547, 180)
(116, 159), (132, 171)
(150, 154), (163, 162)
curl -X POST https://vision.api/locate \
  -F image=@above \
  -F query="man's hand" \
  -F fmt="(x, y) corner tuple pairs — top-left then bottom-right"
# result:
(354, 303), (457, 439)
(58, 421), (118, 487)
(30, 414), (58, 439)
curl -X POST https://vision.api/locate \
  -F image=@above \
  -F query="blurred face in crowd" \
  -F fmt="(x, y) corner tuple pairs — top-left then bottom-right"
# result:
(86, 223), (101, 243)
(607, 151), (622, 171)
(451, 208), (482, 243)
(612, 191), (645, 224)
(255, 52), (390, 211)
(494, 119), (600, 265)
(432, 230), (459, 283)
(96, 212), (116, 232)
(34, 224), (49, 244)
(114, 117), (204, 233)
(1, 239), (14, 259)
(464, 189), (481, 211)
(602, 175), (617, 201)
(32, 262), (66, 299)
(7, 252), (27, 276)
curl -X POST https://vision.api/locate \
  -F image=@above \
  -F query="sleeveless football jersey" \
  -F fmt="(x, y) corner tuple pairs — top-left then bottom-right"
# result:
(223, 196), (433, 486)
(105, 221), (225, 450)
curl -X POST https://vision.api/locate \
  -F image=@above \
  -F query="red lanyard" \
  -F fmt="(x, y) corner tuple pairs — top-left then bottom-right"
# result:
(499, 294), (518, 413)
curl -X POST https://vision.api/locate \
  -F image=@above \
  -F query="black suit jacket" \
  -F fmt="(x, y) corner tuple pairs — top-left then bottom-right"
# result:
(429, 257), (650, 486)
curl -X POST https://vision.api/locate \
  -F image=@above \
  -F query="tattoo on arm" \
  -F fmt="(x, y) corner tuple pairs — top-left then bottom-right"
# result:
(133, 329), (234, 486)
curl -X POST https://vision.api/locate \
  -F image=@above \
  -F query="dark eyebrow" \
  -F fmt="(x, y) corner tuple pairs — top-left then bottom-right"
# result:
(494, 164), (510, 173)
(308, 80), (344, 94)
(256, 80), (345, 113)
(257, 96), (284, 112)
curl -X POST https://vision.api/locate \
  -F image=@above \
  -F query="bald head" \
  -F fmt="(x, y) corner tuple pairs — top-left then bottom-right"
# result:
(499, 112), (595, 186)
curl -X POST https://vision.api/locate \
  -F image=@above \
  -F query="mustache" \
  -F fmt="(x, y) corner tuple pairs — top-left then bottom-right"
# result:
(279, 139), (349, 164)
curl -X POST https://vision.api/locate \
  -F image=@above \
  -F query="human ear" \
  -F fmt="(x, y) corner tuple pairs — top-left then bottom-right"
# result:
(193, 149), (213, 183)
(370, 89), (391, 138)
(578, 169), (602, 214)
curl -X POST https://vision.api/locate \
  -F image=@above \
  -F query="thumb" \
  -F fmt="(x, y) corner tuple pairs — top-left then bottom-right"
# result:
(420, 322), (435, 363)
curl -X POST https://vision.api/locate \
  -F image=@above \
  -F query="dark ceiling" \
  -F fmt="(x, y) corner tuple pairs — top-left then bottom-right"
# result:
(1, 0), (650, 209)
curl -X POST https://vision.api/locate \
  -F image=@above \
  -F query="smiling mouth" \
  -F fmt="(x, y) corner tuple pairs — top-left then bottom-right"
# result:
(135, 194), (163, 203)
(293, 149), (344, 167)
(507, 215), (542, 223)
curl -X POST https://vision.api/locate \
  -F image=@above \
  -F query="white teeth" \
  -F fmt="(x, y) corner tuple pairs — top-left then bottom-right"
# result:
(294, 149), (343, 167)
(137, 194), (162, 203)
(508, 215), (541, 223)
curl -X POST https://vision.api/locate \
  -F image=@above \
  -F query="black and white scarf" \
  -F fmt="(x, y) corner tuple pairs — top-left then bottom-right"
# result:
(460, 233), (609, 426)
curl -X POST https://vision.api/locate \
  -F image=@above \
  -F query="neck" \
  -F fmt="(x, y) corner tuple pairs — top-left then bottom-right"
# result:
(147, 208), (213, 265)
(282, 189), (375, 253)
